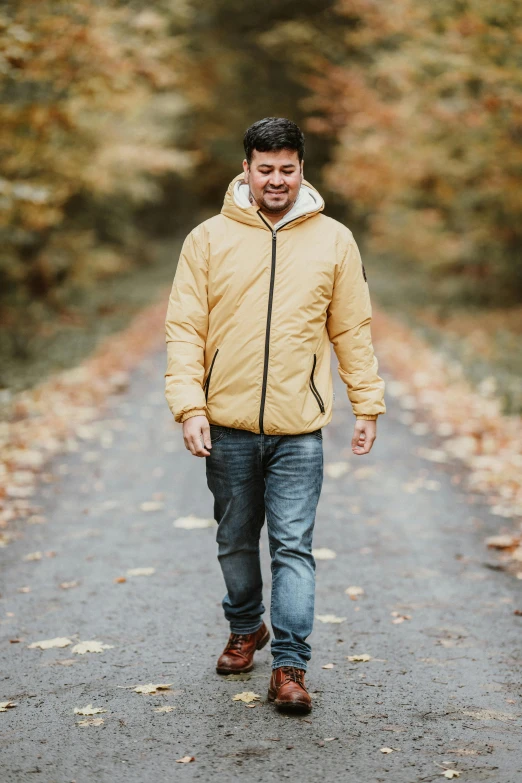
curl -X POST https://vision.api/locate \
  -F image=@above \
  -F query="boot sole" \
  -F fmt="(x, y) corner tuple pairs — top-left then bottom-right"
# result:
(267, 692), (312, 713)
(267, 686), (312, 713)
(215, 628), (270, 675)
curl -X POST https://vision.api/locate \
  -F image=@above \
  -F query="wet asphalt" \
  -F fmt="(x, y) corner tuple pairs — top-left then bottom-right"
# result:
(1, 346), (521, 783)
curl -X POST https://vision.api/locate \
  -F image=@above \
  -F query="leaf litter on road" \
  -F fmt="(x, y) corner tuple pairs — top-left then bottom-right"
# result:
(72, 641), (114, 654)
(316, 614), (346, 624)
(173, 515), (216, 529)
(74, 704), (107, 715)
(313, 548), (336, 560)
(134, 683), (173, 694)
(232, 691), (261, 704)
(28, 637), (73, 649)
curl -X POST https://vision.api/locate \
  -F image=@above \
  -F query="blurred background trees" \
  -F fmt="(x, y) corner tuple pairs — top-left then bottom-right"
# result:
(1, 0), (520, 401)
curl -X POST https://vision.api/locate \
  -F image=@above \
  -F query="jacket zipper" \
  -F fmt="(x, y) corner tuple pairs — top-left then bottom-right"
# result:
(256, 211), (302, 434)
(204, 348), (219, 402)
(309, 353), (325, 413)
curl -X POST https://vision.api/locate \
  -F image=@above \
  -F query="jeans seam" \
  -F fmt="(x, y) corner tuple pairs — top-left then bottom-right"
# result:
(272, 660), (308, 670)
(229, 622), (264, 635)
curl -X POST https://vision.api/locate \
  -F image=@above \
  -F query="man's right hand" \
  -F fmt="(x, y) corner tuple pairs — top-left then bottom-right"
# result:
(182, 415), (212, 457)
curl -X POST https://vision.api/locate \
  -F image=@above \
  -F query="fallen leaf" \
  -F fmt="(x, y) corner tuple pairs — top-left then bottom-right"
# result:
(0, 701), (17, 712)
(316, 614), (346, 624)
(134, 683), (172, 694)
(126, 567), (156, 577)
(324, 462), (350, 479)
(74, 704), (107, 715)
(176, 756), (195, 763)
(322, 663), (335, 669)
(28, 637), (73, 650)
(77, 717), (104, 726)
(347, 654), (371, 662)
(313, 548), (336, 560)
(485, 535), (519, 549)
(17, 586), (31, 593)
(345, 586), (364, 599)
(324, 737), (337, 742)
(442, 771), (461, 779)
(153, 706), (175, 713)
(23, 551), (42, 561)
(60, 581), (79, 589)
(380, 747), (397, 753)
(173, 515), (216, 529)
(114, 576), (127, 583)
(140, 501), (164, 512)
(72, 641), (114, 655)
(232, 691), (261, 703)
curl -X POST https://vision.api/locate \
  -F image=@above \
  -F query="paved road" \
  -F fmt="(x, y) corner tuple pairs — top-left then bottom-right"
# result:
(1, 347), (521, 782)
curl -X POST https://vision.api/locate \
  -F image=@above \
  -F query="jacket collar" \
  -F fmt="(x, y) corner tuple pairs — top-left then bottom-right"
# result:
(221, 172), (325, 231)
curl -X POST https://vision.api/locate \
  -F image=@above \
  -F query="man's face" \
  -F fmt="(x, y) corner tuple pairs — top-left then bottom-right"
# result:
(242, 149), (303, 216)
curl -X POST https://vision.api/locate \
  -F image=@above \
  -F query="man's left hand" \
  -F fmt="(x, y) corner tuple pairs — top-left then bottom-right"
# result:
(351, 419), (377, 455)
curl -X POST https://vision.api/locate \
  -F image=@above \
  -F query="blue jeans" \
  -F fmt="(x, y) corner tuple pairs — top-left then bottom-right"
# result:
(205, 424), (324, 671)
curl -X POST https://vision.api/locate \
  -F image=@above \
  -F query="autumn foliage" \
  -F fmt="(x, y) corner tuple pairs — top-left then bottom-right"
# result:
(0, 1), (195, 312)
(304, 0), (522, 303)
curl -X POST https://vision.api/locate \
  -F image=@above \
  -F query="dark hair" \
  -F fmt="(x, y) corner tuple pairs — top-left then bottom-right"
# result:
(243, 117), (305, 165)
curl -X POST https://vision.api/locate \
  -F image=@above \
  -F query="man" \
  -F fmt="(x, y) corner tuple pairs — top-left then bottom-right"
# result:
(164, 117), (386, 714)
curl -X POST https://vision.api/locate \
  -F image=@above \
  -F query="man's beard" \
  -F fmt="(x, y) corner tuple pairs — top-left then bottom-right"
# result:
(258, 190), (294, 214)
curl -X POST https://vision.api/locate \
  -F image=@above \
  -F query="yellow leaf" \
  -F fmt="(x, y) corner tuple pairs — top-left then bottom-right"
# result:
(140, 501), (164, 512)
(0, 701), (17, 712)
(77, 717), (104, 726)
(347, 654), (371, 662)
(153, 706), (175, 713)
(176, 756), (195, 763)
(126, 567), (156, 577)
(345, 586), (364, 599)
(28, 637), (72, 650)
(74, 704), (107, 715)
(71, 641), (114, 655)
(316, 614), (345, 624)
(134, 683), (172, 694)
(324, 462), (350, 478)
(442, 771), (461, 779)
(173, 515), (216, 529)
(232, 691), (261, 703)
(312, 548), (336, 560)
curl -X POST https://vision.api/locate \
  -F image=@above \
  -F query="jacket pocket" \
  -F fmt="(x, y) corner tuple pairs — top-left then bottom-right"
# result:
(204, 348), (219, 402)
(309, 354), (325, 414)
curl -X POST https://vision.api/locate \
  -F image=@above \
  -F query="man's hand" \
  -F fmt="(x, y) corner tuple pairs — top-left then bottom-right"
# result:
(183, 415), (212, 457)
(352, 419), (377, 455)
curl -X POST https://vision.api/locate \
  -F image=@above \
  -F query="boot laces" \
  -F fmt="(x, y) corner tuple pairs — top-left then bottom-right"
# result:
(280, 666), (305, 684)
(226, 633), (246, 652)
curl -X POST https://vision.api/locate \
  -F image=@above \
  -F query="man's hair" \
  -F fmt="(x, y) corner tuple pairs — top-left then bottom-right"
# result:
(243, 117), (305, 165)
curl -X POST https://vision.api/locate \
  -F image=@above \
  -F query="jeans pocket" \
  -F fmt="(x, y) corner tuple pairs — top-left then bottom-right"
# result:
(209, 424), (227, 443)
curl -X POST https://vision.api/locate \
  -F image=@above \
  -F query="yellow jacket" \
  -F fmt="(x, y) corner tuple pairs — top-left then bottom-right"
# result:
(165, 172), (386, 435)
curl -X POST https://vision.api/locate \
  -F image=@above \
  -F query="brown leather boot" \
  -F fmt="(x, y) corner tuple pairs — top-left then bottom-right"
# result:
(216, 621), (270, 674)
(267, 666), (312, 713)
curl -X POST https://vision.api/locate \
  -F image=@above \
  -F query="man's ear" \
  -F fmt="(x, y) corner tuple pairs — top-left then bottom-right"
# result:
(242, 159), (249, 181)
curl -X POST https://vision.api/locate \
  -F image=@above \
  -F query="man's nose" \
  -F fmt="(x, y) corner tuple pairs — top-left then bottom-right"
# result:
(269, 172), (284, 187)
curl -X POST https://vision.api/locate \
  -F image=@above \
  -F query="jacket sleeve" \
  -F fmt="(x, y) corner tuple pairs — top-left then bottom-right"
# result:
(326, 235), (386, 419)
(164, 229), (209, 423)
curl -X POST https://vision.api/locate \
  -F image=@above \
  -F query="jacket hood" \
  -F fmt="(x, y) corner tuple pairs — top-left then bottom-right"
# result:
(221, 172), (325, 231)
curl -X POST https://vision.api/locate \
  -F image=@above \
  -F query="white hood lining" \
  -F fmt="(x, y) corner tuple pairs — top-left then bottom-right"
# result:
(233, 180), (324, 230)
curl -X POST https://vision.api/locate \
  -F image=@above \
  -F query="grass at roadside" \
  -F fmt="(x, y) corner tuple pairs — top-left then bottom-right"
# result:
(368, 254), (522, 416)
(0, 239), (181, 407)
